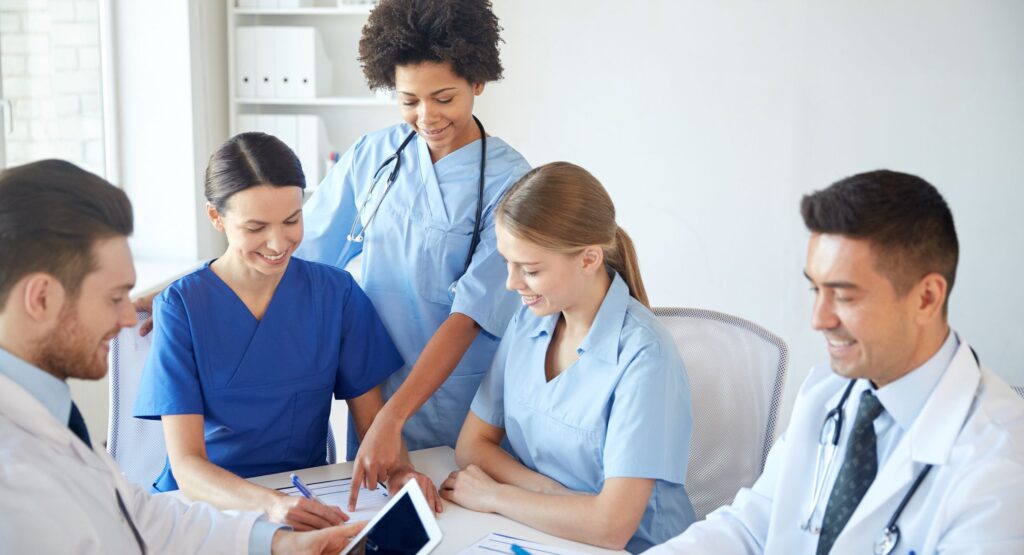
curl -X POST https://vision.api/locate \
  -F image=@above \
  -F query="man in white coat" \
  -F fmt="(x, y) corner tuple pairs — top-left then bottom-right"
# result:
(648, 170), (1024, 554)
(0, 160), (366, 554)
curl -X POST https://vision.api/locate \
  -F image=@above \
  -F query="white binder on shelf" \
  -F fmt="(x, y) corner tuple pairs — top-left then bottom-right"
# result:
(236, 114), (258, 134)
(235, 27), (257, 98)
(293, 27), (333, 98)
(272, 115), (298, 161)
(255, 26), (277, 98)
(274, 28), (300, 98)
(296, 115), (330, 187)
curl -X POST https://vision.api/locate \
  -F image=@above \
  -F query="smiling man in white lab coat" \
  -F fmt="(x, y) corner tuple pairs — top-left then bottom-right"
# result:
(0, 160), (365, 554)
(648, 170), (1024, 554)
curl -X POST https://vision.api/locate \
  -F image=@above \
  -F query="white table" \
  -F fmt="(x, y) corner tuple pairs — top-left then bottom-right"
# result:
(248, 446), (626, 555)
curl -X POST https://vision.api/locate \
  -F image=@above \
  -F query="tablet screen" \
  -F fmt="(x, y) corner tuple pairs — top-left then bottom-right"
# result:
(346, 492), (430, 555)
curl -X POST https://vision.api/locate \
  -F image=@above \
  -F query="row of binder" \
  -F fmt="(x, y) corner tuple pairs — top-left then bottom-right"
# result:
(236, 26), (332, 99)
(236, 114), (333, 188)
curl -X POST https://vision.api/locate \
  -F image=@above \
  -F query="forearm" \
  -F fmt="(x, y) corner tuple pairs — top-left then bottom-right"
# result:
(488, 485), (634, 550)
(457, 435), (570, 495)
(174, 454), (281, 513)
(379, 313), (480, 423)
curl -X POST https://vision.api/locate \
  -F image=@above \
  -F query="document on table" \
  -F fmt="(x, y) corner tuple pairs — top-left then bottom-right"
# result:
(458, 533), (589, 555)
(277, 477), (390, 522)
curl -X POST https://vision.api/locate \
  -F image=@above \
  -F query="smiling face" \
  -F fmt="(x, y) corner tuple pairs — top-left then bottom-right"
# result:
(805, 233), (949, 387)
(209, 184), (304, 277)
(34, 236), (137, 381)
(394, 61), (484, 162)
(497, 221), (604, 318)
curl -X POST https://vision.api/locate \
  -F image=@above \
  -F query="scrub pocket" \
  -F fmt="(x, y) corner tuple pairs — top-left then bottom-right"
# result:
(415, 223), (475, 306)
(505, 405), (604, 492)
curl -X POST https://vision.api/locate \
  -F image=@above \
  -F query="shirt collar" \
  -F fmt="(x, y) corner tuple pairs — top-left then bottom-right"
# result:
(0, 345), (71, 425)
(874, 329), (959, 431)
(577, 273), (630, 364)
(526, 273), (631, 364)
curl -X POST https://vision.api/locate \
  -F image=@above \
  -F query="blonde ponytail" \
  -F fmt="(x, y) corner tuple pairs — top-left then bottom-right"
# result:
(608, 226), (649, 308)
(497, 162), (649, 307)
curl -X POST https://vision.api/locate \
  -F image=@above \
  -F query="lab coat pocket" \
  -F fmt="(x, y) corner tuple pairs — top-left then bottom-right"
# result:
(415, 223), (474, 306)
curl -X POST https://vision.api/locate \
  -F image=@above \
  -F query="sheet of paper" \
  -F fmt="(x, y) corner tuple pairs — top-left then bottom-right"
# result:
(277, 477), (390, 522)
(457, 532), (589, 555)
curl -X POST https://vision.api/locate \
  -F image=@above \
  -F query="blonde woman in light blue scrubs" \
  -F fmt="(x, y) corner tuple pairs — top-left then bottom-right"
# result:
(441, 162), (696, 553)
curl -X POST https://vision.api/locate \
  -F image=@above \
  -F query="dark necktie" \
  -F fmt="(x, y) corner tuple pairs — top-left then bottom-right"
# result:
(68, 400), (92, 448)
(816, 390), (885, 555)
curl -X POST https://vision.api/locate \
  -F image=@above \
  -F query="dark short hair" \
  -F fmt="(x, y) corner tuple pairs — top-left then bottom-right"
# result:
(801, 170), (959, 301)
(0, 160), (133, 309)
(358, 0), (504, 89)
(204, 132), (305, 212)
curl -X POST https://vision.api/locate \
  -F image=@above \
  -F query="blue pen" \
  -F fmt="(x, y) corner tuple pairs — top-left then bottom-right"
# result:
(290, 473), (324, 504)
(510, 545), (532, 555)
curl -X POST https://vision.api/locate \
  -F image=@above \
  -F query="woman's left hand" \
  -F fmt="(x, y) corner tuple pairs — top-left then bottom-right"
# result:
(439, 464), (501, 513)
(387, 465), (444, 513)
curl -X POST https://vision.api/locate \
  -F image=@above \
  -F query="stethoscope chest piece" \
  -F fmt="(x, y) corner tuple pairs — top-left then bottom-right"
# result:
(873, 525), (899, 555)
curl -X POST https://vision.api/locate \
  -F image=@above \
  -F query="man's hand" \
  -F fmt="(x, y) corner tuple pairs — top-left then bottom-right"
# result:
(270, 521), (367, 555)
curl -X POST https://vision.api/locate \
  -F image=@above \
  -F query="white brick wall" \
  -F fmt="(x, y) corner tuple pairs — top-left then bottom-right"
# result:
(1, 0), (104, 176)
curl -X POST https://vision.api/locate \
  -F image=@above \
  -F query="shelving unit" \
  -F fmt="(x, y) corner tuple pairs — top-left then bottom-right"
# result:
(226, 0), (396, 181)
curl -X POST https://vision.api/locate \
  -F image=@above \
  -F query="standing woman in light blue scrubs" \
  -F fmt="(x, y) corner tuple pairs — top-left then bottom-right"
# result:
(441, 162), (697, 553)
(134, 132), (440, 530)
(296, 0), (530, 502)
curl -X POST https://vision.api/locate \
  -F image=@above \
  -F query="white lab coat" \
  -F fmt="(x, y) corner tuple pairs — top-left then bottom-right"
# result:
(0, 373), (260, 554)
(647, 339), (1024, 554)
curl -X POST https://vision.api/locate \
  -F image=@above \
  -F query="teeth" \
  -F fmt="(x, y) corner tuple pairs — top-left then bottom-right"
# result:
(522, 295), (540, 303)
(828, 338), (855, 347)
(261, 252), (285, 261)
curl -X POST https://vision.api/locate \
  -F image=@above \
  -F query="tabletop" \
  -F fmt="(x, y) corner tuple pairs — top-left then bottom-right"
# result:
(248, 446), (626, 555)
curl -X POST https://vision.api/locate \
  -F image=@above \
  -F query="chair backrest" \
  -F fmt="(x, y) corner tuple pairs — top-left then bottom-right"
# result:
(653, 307), (789, 520)
(1013, 385), (1024, 400)
(108, 310), (337, 488)
(107, 310), (167, 487)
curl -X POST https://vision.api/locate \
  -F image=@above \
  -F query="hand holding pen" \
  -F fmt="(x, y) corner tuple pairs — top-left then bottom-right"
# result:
(276, 473), (349, 531)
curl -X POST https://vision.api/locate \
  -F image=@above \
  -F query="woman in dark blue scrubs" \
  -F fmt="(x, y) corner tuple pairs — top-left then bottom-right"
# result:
(134, 132), (440, 530)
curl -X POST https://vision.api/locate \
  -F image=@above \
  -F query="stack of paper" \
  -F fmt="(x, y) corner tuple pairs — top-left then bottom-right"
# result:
(277, 477), (390, 522)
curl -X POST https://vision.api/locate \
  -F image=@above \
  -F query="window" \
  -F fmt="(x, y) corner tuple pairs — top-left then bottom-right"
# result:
(0, 0), (106, 175)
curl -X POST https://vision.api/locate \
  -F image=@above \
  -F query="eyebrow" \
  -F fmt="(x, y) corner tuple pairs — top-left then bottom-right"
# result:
(112, 283), (135, 293)
(243, 209), (301, 225)
(803, 271), (860, 290)
(398, 87), (457, 96)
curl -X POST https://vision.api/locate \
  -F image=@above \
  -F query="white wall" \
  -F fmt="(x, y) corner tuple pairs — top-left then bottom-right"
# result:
(476, 0), (1024, 425)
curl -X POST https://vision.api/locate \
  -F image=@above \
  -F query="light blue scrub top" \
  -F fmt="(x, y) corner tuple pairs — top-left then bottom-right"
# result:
(296, 123), (530, 454)
(471, 274), (697, 553)
(133, 258), (403, 492)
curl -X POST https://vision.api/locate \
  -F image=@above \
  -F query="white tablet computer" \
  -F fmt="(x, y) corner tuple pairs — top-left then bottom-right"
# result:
(340, 479), (443, 555)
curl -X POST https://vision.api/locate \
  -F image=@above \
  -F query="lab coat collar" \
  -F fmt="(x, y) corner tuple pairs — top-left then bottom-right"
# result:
(577, 273), (629, 364)
(874, 329), (958, 433)
(0, 372), (106, 470)
(0, 345), (72, 425)
(841, 333), (980, 534)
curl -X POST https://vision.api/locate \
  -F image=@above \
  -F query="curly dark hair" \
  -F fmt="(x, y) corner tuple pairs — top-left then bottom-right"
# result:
(358, 0), (504, 89)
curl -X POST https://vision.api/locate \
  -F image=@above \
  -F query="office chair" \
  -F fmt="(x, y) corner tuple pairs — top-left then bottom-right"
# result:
(108, 311), (337, 488)
(1013, 385), (1024, 400)
(653, 307), (789, 521)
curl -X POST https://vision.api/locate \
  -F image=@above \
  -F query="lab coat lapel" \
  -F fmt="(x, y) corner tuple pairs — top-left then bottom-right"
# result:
(0, 374), (108, 471)
(835, 340), (980, 546)
(415, 135), (449, 223)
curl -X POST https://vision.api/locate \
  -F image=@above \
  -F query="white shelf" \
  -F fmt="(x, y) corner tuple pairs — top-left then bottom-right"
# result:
(232, 6), (373, 16)
(234, 96), (393, 106)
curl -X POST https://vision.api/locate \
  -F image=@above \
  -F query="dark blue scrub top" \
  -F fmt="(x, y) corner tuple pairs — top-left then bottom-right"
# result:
(133, 257), (403, 492)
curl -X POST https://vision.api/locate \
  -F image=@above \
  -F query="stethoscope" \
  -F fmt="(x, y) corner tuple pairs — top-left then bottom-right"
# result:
(801, 346), (979, 555)
(346, 116), (487, 301)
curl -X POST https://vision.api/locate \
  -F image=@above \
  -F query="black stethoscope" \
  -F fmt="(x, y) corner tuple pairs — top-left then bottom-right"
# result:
(345, 116), (487, 301)
(802, 346), (979, 554)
